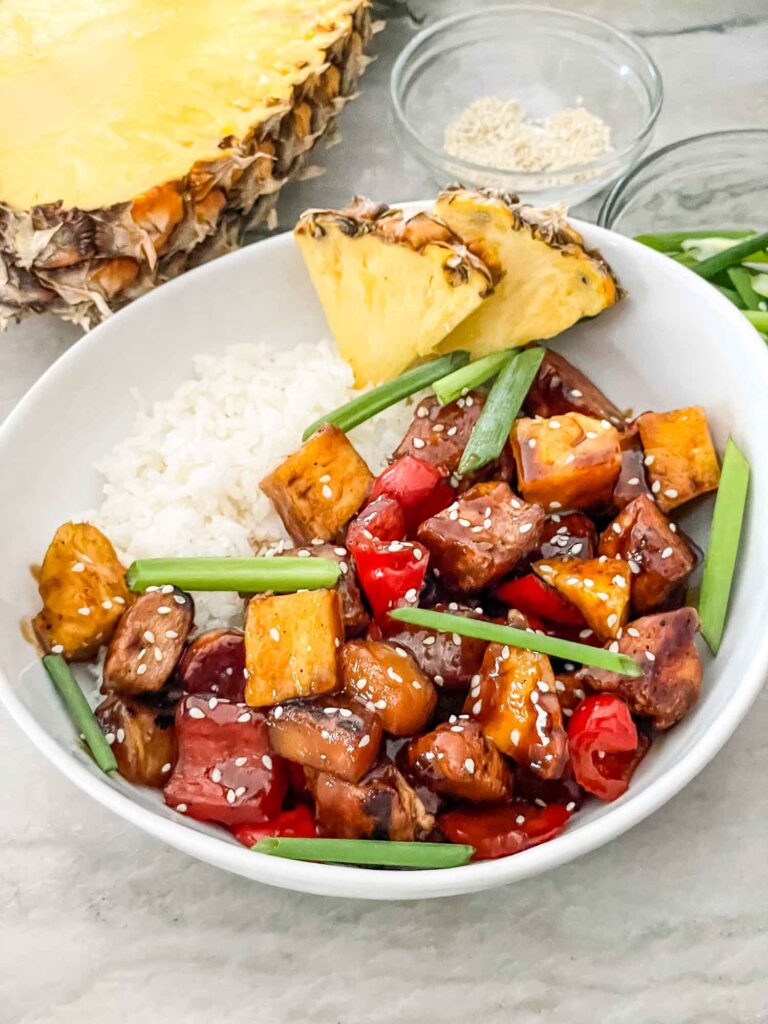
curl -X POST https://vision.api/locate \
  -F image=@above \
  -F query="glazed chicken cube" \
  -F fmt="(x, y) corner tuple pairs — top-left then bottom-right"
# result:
(163, 696), (288, 825)
(417, 481), (544, 592)
(102, 588), (194, 695)
(534, 557), (631, 639)
(341, 639), (437, 735)
(512, 412), (622, 511)
(244, 589), (343, 706)
(279, 543), (369, 637)
(598, 495), (697, 614)
(176, 628), (246, 702)
(266, 693), (382, 782)
(636, 407), (720, 512)
(523, 349), (626, 428)
(260, 424), (373, 544)
(613, 424), (654, 510)
(306, 763), (434, 841)
(405, 719), (512, 802)
(392, 391), (486, 476)
(95, 694), (177, 787)
(33, 522), (131, 661)
(465, 617), (568, 779)
(382, 601), (488, 688)
(578, 607), (703, 729)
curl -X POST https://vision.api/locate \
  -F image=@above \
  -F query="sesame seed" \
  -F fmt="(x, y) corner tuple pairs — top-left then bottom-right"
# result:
(519, 522), (533, 534)
(50, 644), (65, 654)
(237, 712), (250, 723)
(530, 691), (540, 704)
(651, 480), (661, 494)
(188, 705), (205, 718)
(563, 707), (573, 717)
(447, 426), (458, 437)
(464, 758), (475, 774)
(432, 424), (445, 433)
(269, 627), (280, 642)
(321, 484), (333, 499)
(611, 522), (622, 535)
(165, 630), (178, 639)
(176, 804), (188, 813)
(416, 405), (429, 418)
(596, 592), (609, 602)
(538, 563), (554, 574)
(608, 640), (620, 653)
(157, 606), (172, 615)
(515, 814), (526, 825)
(413, 548), (423, 560)
(628, 560), (641, 574)
(412, 438), (426, 449)
(661, 546), (673, 559)
(501, 645), (510, 659)
(571, 543), (583, 555)
(208, 697), (219, 710)
(555, 679), (565, 692)
(77, 607), (91, 616)
(234, 786), (247, 798)
(404, 588), (418, 603)
(471, 525), (483, 533)
(644, 454), (655, 466)
(549, 501), (562, 510)
(162, 763), (172, 773)
(537, 680), (549, 692)
(395, 647), (408, 658)
(323, 706), (338, 715)
(613, 575), (626, 588)
(434, 674), (444, 685)
(226, 789), (236, 804)
(645, 650), (656, 662)
(423, 636), (436, 646)
(510, 729), (521, 745)
(627, 477), (640, 486)
(137, 649), (146, 660)
(154, 647), (163, 662)
(319, 474), (331, 483)
(452, 633), (461, 646)
(143, 630), (155, 643)
(570, 389), (583, 398)
(137, 664), (147, 676)
(297, 549), (311, 558)
(459, 518), (471, 527)
(450, 725), (464, 733)
(173, 594), (186, 605)
(566, 801), (576, 812)
(358, 735), (371, 748)
(412, 680), (422, 689)
(472, 699), (482, 714)
(566, 577), (579, 585)
(664, 488), (678, 499)
(583, 578), (594, 588)
(146, 586), (159, 593)
(528, 438), (537, 448)
(579, 629), (593, 638)
(535, 798), (548, 808)
(105, 732), (116, 745)
(262, 755), (273, 770)
(72, 562), (85, 573)
(549, 420), (561, 429)
(340, 706), (353, 718)
(374, 699), (387, 710)
(627, 627), (640, 637)
(101, 600), (113, 610)
(274, 706), (284, 719)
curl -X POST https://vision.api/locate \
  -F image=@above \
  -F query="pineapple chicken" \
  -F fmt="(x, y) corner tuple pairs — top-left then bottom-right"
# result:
(434, 186), (620, 358)
(0, 0), (372, 326)
(294, 199), (497, 384)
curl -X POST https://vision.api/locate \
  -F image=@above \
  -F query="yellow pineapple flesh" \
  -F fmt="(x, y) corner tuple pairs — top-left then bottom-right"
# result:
(434, 186), (620, 358)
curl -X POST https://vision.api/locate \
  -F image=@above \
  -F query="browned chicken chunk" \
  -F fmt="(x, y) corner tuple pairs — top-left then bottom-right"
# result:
(512, 412), (622, 512)
(405, 719), (512, 802)
(578, 607), (703, 729)
(306, 763), (434, 840)
(95, 694), (177, 787)
(341, 639), (436, 735)
(523, 349), (625, 428)
(382, 602), (487, 688)
(266, 693), (382, 782)
(102, 588), (193, 695)
(598, 495), (697, 614)
(244, 589), (343, 706)
(176, 628), (246, 702)
(279, 543), (369, 637)
(260, 424), (373, 544)
(417, 481), (544, 592)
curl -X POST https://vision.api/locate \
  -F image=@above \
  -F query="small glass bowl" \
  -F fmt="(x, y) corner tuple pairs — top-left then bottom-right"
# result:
(598, 129), (768, 234)
(390, 5), (663, 208)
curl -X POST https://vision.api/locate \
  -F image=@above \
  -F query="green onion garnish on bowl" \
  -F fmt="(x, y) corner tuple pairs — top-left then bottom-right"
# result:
(690, 231), (768, 281)
(458, 346), (545, 477)
(126, 556), (340, 593)
(42, 654), (117, 775)
(302, 351), (469, 441)
(252, 836), (475, 868)
(432, 349), (513, 405)
(388, 607), (643, 677)
(634, 230), (755, 253)
(699, 437), (750, 653)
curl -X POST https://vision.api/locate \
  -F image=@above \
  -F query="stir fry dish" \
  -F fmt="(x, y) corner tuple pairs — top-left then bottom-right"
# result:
(33, 338), (749, 869)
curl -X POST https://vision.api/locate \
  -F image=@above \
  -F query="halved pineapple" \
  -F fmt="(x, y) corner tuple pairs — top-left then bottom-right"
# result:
(0, 0), (372, 326)
(434, 186), (620, 358)
(294, 198), (497, 385)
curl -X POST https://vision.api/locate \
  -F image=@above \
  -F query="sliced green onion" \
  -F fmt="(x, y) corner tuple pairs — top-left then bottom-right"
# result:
(750, 273), (768, 299)
(634, 230), (754, 253)
(744, 310), (768, 332)
(252, 836), (474, 868)
(699, 438), (750, 653)
(302, 351), (469, 441)
(458, 346), (545, 477)
(432, 350), (514, 405)
(42, 655), (117, 775)
(715, 284), (746, 309)
(727, 267), (762, 311)
(388, 607), (643, 677)
(690, 231), (768, 281)
(126, 556), (340, 593)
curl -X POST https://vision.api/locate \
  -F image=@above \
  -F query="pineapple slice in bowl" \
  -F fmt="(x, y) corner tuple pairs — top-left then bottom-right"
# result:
(295, 199), (497, 385)
(434, 186), (620, 358)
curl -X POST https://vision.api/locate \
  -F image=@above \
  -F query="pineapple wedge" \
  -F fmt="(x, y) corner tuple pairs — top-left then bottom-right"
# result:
(295, 199), (497, 385)
(0, 0), (372, 326)
(434, 186), (620, 358)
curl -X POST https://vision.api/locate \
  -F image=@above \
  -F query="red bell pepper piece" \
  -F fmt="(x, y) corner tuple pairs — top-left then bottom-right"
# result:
(164, 695), (287, 825)
(353, 541), (429, 622)
(369, 456), (454, 532)
(346, 495), (406, 555)
(496, 574), (585, 626)
(567, 693), (644, 802)
(438, 803), (571, 860)
(230, 806), (317, 847)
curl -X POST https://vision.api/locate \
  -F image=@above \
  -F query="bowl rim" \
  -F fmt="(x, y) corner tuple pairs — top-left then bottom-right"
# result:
(389, 4), (664, 183)
(1, 214), (768, 900)
(598, 127), (768, 229)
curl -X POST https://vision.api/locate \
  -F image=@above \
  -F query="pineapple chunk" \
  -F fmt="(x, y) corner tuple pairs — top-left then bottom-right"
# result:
(534, 557), (631, 639)
(636, 407), (720, 512)
(260, 424), (373, 544)
(434, 186), (620, 358)
(511, 413), (622, 511)
(33, 522), (130, 661)
(244, 590), (343, 706)
(295, 200), (496, 384)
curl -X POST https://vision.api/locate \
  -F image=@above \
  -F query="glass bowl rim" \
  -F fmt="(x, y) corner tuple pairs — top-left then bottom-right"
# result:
(389, 3), (664, 183)
(598, 127), (768, 228)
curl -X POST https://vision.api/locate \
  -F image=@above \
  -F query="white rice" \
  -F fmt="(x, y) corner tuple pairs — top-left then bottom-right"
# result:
(90, 339), (417, 628)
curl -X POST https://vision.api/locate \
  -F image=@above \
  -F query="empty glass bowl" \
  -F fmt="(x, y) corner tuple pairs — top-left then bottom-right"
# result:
(390, 5), (663, 208)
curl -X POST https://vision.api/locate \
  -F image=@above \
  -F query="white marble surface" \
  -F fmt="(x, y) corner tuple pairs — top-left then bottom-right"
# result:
(2, 2), (768, 1020)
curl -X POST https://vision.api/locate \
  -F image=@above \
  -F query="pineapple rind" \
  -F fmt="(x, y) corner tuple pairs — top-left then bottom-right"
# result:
(0, 1), (372, 328)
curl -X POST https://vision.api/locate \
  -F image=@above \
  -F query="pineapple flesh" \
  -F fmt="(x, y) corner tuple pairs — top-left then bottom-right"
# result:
(295, 198), (496, 385)
(434, 186), (620, 358)
(0, 0), (372, 326)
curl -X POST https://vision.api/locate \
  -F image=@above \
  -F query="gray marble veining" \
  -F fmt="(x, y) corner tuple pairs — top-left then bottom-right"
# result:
(1, 2), (767, 1020)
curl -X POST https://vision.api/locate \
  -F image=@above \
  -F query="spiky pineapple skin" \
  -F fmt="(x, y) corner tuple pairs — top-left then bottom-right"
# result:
(0, 2), (372, 328)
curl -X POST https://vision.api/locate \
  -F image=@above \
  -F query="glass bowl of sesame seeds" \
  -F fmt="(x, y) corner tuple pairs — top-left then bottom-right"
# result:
(390, 5), (663, 209)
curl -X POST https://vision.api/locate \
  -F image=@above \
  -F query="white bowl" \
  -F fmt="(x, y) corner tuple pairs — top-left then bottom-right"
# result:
(1, 209), (767, 900)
